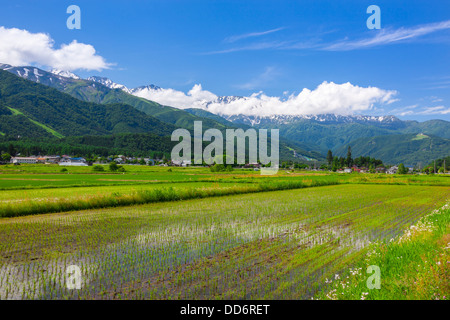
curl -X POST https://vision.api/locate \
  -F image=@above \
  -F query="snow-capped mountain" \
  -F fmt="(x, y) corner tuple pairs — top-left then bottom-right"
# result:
(50, 69), (80, 80)
(86, 77), (163, 95)
(87, 76), (131, 93)
(0, 63), (78, 87)
(223, 114), (403, 127)
(211, 96), (243, 104)
(130, 84), (162, 93)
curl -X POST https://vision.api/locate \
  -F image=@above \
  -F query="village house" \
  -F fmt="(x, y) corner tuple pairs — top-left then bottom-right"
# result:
(387, 166), (398, 174)
(171, 159), (191, 167)
(45, 156), (61, 164)
(245, 162), (261, 169)
(113, 157), (124, 164)
(59, 157), (88, 166)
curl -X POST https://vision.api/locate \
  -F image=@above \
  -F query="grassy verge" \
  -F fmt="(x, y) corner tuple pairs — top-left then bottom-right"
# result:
(0, 179), (339, 218)
(315, 202), (450, 300)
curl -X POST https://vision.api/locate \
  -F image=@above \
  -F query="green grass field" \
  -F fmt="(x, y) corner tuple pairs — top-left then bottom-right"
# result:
(0, 164), (448, 300)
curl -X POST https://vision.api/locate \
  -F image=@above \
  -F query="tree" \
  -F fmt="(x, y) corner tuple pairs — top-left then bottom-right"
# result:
(397, 163), (408, 174)
(346, 146), (353, 167)
(7, 144), (16, 157)
(109, 161), (119, 172)
(1, 153), (11, 162)
(327, 150), (333, 166)
(339, 157), (345, 168)
(332, 156), (339, 172)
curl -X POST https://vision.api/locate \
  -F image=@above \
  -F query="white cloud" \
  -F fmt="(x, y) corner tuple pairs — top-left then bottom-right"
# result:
(390, 104), (418, 116)
(207, 20), (450, 54)
(224, 27), (285, 43)
(325, 20), (450, 51)
(0, 26), (110, 71)
(237, 66), (279, 90)
(133, 84), (218, 109)
(391, 104), (450, 116)
(418, 106), (450, 115)
(203, 41), (290, 55)
(132, 81), (397, 116)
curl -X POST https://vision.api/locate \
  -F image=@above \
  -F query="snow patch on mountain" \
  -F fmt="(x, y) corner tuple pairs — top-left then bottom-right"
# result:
(223, 114), (402, 127)
(51, 69), (80, 80)
(87, 76), (130, 93)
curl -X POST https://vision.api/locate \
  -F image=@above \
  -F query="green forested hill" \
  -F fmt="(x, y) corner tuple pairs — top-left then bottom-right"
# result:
(400, 119), (450, 139)
(0, 70), (177, 138)
(335, 133), (450, 166)
(185, 108), (240, 127)
(251, 119), (393, 153)
(0, 133), (175, 158)
(0, 65), (237, 131)
(246, 116), (450, 165)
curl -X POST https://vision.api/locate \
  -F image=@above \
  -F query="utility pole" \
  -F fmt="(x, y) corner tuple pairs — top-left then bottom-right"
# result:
(444, 159), (446, 174)
(434, 160), (436, 174)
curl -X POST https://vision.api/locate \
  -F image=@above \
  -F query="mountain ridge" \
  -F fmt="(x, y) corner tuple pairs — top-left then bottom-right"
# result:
(0, 69), (177, 138)
(1, 63), (448, 165)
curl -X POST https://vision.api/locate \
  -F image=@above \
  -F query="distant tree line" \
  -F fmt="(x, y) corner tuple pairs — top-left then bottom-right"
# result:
(326, 147), (383, 172)
(422, 156), (450, 174)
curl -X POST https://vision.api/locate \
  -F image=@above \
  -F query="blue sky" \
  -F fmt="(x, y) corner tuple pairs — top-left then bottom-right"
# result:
(0, 0), (449, 120)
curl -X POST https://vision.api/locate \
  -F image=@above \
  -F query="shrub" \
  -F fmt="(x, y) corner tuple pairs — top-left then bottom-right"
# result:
(92, 165), (105, 172)
(210, 164), (226, 172)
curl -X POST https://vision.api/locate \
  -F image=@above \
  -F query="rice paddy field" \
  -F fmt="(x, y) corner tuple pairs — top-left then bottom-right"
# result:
(0, 164), (449, 300)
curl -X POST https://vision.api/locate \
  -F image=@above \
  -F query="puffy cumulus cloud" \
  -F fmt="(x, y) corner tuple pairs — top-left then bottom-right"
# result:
(133, 84), (218, 109)
(132, 81), (397, 116)
(0, 27), (110, 71)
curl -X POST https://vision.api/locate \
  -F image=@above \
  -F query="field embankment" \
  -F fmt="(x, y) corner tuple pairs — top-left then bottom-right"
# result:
(0, 179), (339, 218)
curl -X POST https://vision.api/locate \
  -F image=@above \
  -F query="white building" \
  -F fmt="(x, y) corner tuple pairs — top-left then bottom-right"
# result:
(12, 157), (38, 164)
